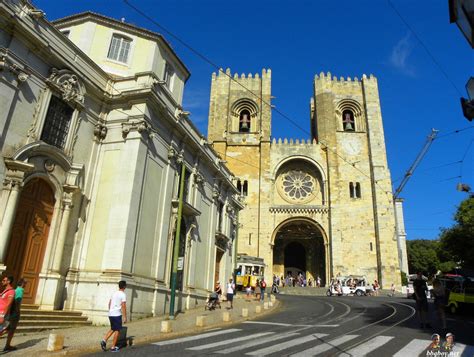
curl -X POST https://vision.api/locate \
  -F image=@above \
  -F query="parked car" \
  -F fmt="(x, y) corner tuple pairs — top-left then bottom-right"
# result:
(326, 275), (369, 297)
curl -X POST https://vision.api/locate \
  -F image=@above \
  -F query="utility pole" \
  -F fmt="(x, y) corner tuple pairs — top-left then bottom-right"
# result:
(169, 160), (186, 320)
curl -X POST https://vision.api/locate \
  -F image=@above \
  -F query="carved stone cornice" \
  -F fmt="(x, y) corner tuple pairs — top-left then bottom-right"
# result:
(269, 205), (329, 214)
(47, 68), (85, 106)
(2, 159), (34, 190)
(0, 49), (30, 84)
(93, 123), (108, 141)
(121, 119), (151, 139)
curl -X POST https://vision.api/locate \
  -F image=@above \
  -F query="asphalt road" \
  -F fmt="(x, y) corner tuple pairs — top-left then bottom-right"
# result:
(92, 295), (474, 356)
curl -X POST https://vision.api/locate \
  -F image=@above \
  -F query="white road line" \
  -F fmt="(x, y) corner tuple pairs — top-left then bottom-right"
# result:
(393, 339), (428, 357)
(243, 321), (309, 327)
(246, 334), (328, 356)
(340, 335), (394, 357)
(312, 324), (339, 327)
(187, 332), (274, 351)
(456, 342), (474, 357)
(217, 332), (300, 354)
(291, 334), (359, 357)
(152, 328), (241, 346)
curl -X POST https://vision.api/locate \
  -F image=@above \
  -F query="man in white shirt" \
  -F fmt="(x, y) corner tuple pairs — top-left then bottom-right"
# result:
(101, 281), (127, 352)
(226, 278), (235, 309)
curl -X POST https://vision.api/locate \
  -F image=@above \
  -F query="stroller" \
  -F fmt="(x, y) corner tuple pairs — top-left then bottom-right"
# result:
(205, 292), (221, 310)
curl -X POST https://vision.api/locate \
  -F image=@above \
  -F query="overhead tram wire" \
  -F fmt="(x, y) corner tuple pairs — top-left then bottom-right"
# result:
(434, 125), (474, 139)
(122, 0), (400, 198)
(386, 0), (464, 97)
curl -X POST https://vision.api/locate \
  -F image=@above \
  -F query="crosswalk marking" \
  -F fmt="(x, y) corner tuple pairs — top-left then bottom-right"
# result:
(152, 328), (241, 346)
(187, 332), (274, 351)
(456, 343), (474, 357)
(340, 335), (394, 357)
(217, 332), (301, 354)
(393, 339), (428, 357)
(246, 334), (328, 356)
(291, 334), (359, 356)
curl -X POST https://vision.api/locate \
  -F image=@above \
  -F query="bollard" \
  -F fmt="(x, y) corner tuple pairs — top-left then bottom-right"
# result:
(255, 305), (262, 314)
(263, 302), (269, 310)
(161, 320), (172, 333)
(196, 315), (206, 327)
(47, 333), (64, 352)
(241, 308), (248, 317)
(269, 301), (273, 307)
(223, 311), (231, 322)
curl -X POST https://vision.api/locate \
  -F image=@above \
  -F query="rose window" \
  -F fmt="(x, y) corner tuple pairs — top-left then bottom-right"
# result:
(277, 169), (318, 203)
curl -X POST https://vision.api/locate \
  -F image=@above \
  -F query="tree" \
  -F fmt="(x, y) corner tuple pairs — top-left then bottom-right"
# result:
(439, 197), (474, 269)
(407, 239), (440, 275)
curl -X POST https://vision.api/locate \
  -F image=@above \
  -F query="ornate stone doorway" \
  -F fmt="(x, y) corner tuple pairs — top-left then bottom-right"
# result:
(273, 219), (326, 286)
(5, 178), (55, 304)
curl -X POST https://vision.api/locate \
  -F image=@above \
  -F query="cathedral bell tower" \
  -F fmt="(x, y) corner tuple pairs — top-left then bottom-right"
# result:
(207, 68), (272, 258)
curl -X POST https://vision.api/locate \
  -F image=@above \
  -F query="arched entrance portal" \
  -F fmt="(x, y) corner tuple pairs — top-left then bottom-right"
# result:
(273, 219), (326, 286)
(5, 178), (56, 304)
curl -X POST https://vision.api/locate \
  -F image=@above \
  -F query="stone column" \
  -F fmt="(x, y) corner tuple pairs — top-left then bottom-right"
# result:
(51, 186), (76, 273)
(0, 160), (34, 267)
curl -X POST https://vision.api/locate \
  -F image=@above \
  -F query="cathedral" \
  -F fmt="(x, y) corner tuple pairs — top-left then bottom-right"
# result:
(208, 68), (407, 287)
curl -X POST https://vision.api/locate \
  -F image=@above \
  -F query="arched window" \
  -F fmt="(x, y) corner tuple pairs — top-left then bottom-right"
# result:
(239, 109), (251, 132)
(342, 110), (355, 132)
(107, 34), (132, 63)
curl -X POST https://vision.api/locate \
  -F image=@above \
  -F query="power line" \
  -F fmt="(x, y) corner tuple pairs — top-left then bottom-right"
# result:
(386, 0), (464, 97)
(435, 125), (474, 139)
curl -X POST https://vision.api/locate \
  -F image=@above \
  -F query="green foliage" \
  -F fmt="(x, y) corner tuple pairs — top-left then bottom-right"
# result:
(439, 197), (474, 269)
(407, 239), (440, 275)
(400, 271), (408, 286)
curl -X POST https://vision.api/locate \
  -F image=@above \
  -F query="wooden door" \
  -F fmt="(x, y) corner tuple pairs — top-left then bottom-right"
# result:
(5, 178), (55, 304)
(214, 249), (224, 286)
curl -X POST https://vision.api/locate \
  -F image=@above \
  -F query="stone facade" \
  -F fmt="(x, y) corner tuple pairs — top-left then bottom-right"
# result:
(0, 1), (241, 324)
(208, 69), (406, 288)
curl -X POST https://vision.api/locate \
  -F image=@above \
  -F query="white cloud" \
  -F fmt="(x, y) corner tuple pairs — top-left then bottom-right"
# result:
(389, 33), (416, 76)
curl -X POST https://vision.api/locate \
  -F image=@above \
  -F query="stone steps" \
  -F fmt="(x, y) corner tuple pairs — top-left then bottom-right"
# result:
(16, 304), (92, 333)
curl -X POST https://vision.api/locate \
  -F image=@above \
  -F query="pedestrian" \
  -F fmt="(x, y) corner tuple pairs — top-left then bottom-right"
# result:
(373, 280), (380, 296)
(390, 283), (396, 297)
(428, 333), (441, 351)
(101, 280), (127, 352)
(431, 278), (447, 330)
(245, 281), (252, 301)
(0, 276), (15, 345)
(255, 279), (261, 300)
(443, 333), (455, 352)
(260, 278), (267, 302)
(413, 272), (431, 329)
(317, 276), (321, 288)
(0, 278), (26, 351)
(226, 278), (235, 309)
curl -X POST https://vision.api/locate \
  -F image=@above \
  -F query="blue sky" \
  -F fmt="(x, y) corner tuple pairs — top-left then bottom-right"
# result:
(34, 0), (473, 240)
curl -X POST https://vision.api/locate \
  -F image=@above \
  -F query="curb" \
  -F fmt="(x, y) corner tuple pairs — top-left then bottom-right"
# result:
(44, 299), (281, 356)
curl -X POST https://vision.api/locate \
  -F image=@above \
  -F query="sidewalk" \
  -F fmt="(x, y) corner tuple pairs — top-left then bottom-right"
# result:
(1, 295), (280, 356)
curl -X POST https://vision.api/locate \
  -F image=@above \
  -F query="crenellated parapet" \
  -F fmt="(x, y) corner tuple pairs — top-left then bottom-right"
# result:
(212, 68), (272, 81)
(314, 71), (377, 84)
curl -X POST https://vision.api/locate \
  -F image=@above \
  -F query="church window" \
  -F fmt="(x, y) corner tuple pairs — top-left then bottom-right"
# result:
(239, 109), (251, 132)
(342, 110), (355, 131)
(164, 62), (175, 90)
(40, 95), (74, 149)
(107, 34), (132, 63)
(282, 170), (314, 200)
(217, 201), (224, 233)
(349, 182), (361, 198)
(370, 242), (373, 251)
(243, 180), (248, 196)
